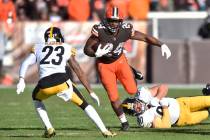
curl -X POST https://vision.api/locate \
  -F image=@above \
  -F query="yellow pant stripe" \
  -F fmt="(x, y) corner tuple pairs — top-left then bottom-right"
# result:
(70, 92), (83, 106)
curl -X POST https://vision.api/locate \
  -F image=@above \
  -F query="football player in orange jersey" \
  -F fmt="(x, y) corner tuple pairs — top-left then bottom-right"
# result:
(84, 6), (171, 131)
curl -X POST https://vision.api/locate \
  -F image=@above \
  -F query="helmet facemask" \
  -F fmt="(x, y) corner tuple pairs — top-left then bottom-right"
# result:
(122, 98), (148, 116)
(104, 18), (122, 34)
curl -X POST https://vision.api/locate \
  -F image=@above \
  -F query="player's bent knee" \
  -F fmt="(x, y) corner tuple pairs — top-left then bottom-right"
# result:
(57, 88), (73, 102)
(71, 85), (89, 110)
(109, 94), (119, 102)
(71, 92), (89, 110)
(159, 84), (168, 92)
(126, 87), (137, 95)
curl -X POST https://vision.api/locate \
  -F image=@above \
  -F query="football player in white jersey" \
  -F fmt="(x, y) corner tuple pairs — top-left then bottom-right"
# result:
(122, 84), (210, 128)
(16, 27), (116, 138)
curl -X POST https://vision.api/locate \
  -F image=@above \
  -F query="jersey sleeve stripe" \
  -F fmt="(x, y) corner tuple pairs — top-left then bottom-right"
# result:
(91, 27), (99, 37)
(71, 48), (77, 56)
(131, 28), (135, 37)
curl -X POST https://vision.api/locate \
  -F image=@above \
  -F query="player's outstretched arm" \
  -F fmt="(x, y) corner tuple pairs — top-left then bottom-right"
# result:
(68, 56), (100, 106)
(131, 31), (171, 59)
(68, 55), (92, 92)
(17, 53), (36, 94)
(130, 31), (163, 47)
(84, 35), (99, 57)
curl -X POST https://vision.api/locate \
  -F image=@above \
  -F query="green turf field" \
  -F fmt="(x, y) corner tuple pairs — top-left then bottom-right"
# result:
(0, 86), (210, 140)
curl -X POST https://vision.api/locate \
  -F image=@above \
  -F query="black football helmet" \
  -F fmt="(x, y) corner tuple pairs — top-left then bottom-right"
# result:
(121, 97), (147, 116)
(44, 27), (64, 43)
(103, 6), (123, 34)
(202, 83), (210, 95)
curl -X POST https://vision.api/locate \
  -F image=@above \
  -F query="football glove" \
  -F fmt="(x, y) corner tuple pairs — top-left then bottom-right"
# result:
(150, 97), (160, 107)
(16, 77), (25, 94)
(161, 44), (171, 59)
(160, 98), (169, 107)
(95, 44), (111, 57)
(90, 92), (100, 106)
(135, 86), (152, 104)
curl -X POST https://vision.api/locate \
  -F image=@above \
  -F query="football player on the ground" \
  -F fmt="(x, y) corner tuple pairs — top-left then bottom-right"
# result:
(83, 6), (171, 131)
(122, 84), (210, 128)
(16, 27), (116, 138)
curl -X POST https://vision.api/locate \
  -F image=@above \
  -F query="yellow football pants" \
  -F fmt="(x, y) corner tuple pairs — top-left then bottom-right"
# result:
(34, 82), (83, 107)
(176, 96), (210, 126)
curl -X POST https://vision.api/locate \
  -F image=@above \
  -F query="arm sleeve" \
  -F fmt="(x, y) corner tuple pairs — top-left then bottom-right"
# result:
(19, 53), (36, 78)
(153, 108), (171, 128)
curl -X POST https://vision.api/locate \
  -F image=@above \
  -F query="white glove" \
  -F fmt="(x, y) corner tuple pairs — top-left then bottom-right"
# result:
(150, 97), (160, 107)
(90, 92), (100, 106)
(95, 44), (111, 57)
(161, 44), (171, 59)
(160, 98), (169, 107)
(16, 78), (25, 94)
(135, 87), (152, 104)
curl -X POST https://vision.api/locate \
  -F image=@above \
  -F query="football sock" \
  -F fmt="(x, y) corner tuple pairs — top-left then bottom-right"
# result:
(119, 113), (127, 123)
(84, 105), (108, 133)
(34, 100), (53, 130)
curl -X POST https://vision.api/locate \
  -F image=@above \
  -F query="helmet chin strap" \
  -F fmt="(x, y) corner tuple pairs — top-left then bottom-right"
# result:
(47, 38), (56, 43)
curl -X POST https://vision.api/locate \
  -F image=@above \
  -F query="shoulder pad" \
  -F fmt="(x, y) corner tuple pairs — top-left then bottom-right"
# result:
(121, 22), (135, 36)
(121, 22), (133, 29)
(91, 24), (99, 37)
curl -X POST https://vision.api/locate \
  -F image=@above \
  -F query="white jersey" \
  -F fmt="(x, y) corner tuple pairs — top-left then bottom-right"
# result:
(137, 97), (180, 128)
(33, 43), (74, 79)
(135, 86), (153, 104)
(18, 42), (75, 80)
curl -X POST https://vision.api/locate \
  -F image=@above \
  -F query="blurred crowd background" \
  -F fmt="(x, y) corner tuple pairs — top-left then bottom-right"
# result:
(1, 0), (210, 22)
(1, 0), (210, 86)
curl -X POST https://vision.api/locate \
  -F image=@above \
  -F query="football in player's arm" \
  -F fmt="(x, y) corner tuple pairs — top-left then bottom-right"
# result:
(122, 84), (210, 128)
(16, 27), (116, 138)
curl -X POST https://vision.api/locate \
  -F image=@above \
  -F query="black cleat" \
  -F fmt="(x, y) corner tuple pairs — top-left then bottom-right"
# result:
(130, 66), (144, 80)
(121, 122), (129, 131)
(202, 84), (210, 114)
(202, 83), (210, 96)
